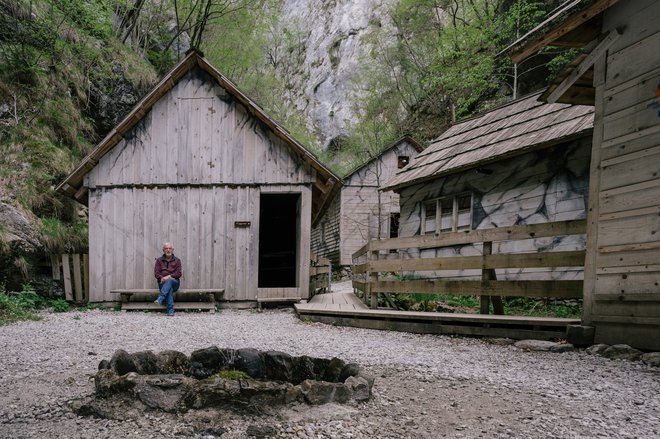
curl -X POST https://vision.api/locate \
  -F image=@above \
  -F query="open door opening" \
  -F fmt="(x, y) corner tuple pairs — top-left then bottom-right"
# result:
(258, 193), (300, 287)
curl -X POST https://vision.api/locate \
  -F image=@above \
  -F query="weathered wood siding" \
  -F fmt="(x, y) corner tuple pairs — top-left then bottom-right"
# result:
(311, 141), (419, 266)
(86, 67), (314, 302)
(398, 139), (591, 280)
(583, 0), (660, 350)
(85, 70), (313, 187)
(311, 193), (341, 264)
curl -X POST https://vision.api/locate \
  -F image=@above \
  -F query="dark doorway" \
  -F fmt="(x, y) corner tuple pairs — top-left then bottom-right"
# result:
(258, 194), (299, 287)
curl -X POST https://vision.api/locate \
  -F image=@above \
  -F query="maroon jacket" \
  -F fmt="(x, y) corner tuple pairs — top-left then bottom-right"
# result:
(154, 255), (182, 283)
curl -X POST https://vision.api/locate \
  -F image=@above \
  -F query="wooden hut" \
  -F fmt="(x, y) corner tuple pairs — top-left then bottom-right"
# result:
(57, 50), (340, 305)
(506, 0), (660, 350)
(381, 92), (594, 281)
(311, 136), (422, 267)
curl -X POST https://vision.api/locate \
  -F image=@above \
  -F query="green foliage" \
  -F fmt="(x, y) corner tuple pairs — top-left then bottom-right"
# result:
(212, 369), (251, 380)
(0, 283), (75, 324)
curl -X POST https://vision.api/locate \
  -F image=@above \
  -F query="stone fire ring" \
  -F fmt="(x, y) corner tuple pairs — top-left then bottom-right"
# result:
(82, 347), (374, 413)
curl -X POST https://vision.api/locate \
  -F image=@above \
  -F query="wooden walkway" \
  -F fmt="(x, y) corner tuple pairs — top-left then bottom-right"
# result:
(295, 286), (580, 340)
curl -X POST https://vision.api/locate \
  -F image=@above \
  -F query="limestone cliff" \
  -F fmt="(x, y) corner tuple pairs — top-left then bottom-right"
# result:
(278, 0), (396, 149)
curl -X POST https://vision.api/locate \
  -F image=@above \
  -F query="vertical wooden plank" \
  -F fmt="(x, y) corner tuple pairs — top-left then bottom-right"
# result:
(88, 190), (102, 302)
(583, 55), (607, 325)
(299, 187), (311, 299)
(83, 254), (89, 302)
(51, 254), (61, 280)
(72, 254), (83, 301)
(62, 254), (73, 301)
(226, 188), (236, 299)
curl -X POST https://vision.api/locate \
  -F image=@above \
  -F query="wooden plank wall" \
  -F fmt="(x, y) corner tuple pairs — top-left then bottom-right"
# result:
(311, 193), (341, 266)
(584, 0), (660, 350)
(88, 185), (312, 302)
(84, 68), (316, 303)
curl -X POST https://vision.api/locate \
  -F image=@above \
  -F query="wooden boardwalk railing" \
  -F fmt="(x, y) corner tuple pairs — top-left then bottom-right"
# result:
(309, 254), (331, 296)
(352, 219), (586, 314)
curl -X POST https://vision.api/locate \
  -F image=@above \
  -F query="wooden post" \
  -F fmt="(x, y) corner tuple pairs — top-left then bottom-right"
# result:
(481, 242), (492, 314)
(83, 254), (90, 302)
(62, 254), (73, 301)
(72, 254), (83, 302)
(480, 241), (505, 315)
(370, 250), (379, 309)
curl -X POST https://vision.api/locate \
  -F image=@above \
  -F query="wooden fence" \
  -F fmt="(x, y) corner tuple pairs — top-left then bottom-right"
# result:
(352, 219), (587, 314)
(51, 254), (89, 302)
(309, 254), (331, 296)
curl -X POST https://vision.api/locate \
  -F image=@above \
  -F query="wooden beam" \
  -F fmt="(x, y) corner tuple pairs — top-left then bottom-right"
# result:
(367, 250), (585, 272)
(372, 279), (584, 299)
(363, 220), (586, 254)
(510, 0), (619, 64)
(547, 29), (622, 103)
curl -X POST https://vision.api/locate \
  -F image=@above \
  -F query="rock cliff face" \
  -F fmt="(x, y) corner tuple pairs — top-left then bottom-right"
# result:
(279, 0), (396, 149)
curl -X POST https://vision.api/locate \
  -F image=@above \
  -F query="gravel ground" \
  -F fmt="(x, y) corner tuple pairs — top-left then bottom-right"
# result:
(0, 308), (658, 439)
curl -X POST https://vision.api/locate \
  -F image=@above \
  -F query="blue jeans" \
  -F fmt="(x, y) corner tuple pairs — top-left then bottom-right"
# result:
(157, 278), (180, 315)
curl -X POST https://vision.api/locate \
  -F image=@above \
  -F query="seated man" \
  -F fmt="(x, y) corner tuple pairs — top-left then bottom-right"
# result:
(154, 242), (182, 316)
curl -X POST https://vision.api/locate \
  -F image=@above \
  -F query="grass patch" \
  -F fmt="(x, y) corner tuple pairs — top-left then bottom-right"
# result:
(211, 370), (251, 380)
(393, 292), (581, 318)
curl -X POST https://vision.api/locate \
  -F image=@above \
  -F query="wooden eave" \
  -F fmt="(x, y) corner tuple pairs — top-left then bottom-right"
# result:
(506, 0), (619, 64)
(56, 50), (341, 225)
(503, 0), (619, 105)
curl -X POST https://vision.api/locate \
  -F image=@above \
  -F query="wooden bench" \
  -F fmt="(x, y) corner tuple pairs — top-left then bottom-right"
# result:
(110, 289), (224, 314)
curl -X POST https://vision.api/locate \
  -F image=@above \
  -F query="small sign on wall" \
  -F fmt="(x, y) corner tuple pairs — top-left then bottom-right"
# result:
(234, 221), (251, 227)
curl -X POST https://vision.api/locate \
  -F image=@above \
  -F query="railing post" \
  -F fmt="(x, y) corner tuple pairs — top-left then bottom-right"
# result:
(481, 241), (504, 315)
(369, 246), (379, 309)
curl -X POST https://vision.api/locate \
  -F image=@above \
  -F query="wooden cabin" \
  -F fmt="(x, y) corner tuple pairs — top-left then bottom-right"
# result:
(57, 50), (340, 304)
(381, 92), (594, 281)
(311, 136), (423, 267)
(507, 0), (660, 350)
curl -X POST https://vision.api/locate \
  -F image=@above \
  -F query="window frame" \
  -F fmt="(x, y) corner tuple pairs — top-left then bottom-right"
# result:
(421, 193), (473, 235)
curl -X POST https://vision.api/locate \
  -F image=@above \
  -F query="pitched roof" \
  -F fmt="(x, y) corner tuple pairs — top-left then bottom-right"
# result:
(381, 91), (594, 192)
(57, 50), (340, 225)
(342, 135), (423, 181)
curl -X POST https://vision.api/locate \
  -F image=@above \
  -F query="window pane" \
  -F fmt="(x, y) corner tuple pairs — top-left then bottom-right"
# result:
(423, 201), (436, 234)
(439, 197), (453, 232)
(457, 194), (471, 230)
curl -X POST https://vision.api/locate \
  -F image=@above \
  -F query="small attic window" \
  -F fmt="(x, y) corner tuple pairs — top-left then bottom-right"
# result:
(398, 156), (410, 168)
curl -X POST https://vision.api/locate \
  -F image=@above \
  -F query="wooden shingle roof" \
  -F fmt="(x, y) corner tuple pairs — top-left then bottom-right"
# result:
(381, 91), (594, 192)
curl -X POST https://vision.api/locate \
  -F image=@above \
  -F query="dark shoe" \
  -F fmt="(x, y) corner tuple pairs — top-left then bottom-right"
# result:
(167, 312), (175, 316)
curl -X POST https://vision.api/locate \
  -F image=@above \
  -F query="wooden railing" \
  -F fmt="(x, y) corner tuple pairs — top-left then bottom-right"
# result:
(51, 253), (89, 302)
(309, 254), (331, 296)
(351, 219), (586, 314)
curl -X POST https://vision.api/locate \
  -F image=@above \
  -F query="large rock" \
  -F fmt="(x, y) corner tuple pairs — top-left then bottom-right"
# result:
(262, 351), (294, 382)
(234, 348), (263, 378)
(585, 344), (609, 356)
(601, 344), (643, 361)
(189, 347), (235, 378)
(514, 340), (557, 351)
(131, 351), (159, 375)
(134, 375), (191, 412)
(156, 350), (190, 374)
(110, 349), (137, 375)
(641, 352), (660, 367)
